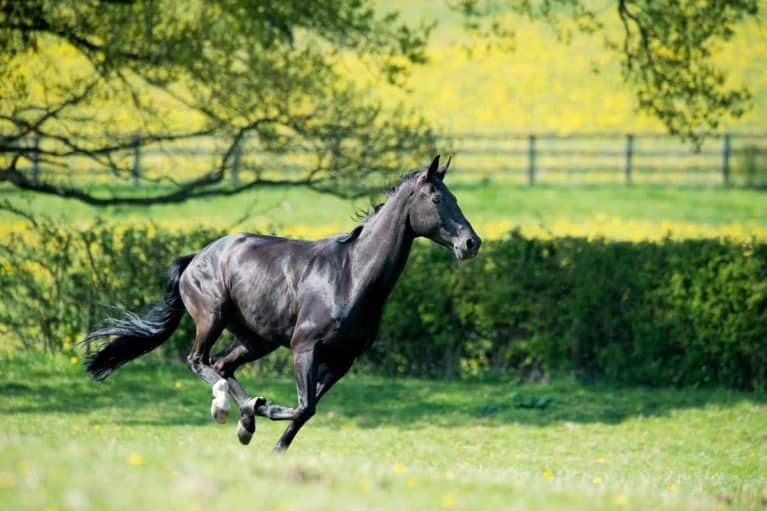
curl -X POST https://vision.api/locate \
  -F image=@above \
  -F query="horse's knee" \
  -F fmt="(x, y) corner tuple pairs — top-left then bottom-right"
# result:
(297, 405), (315, 421)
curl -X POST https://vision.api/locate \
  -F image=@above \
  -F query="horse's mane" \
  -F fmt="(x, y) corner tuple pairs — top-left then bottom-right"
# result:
(336, 170), (422, 244)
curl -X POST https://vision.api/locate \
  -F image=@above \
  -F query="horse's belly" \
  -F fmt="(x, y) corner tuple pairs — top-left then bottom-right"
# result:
(229, 278), (298, 346)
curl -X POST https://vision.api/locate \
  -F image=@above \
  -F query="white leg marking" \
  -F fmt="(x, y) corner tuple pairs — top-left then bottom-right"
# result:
(211, 379), (230, 424)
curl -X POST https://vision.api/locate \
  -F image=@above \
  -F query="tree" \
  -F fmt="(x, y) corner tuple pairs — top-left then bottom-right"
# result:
(0, 0), (436, 205)
(451, 0), (759, 145)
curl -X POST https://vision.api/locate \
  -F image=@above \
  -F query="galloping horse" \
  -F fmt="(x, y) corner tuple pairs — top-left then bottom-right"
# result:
(83, 155), (480, 451)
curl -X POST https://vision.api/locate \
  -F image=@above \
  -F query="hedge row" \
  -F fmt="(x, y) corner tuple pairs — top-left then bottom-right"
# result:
(1, 219), (765, 389)
(377, 234), (767, 389)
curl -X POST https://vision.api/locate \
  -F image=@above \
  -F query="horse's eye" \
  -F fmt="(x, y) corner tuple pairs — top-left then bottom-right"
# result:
(431, 195), (441, 204)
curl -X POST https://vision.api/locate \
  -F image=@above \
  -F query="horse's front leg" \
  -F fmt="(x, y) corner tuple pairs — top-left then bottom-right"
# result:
(273, 357), (353, 452)
(242, 341), (319, 424)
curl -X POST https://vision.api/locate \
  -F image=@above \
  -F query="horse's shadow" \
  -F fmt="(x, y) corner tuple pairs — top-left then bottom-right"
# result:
(318, 375), (765, 429)
(2, 360), (763, 429)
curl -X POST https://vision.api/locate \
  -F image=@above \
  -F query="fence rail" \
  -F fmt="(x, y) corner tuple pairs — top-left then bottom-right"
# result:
(26, 131), (767, 187)
(450, 132), (767, 186)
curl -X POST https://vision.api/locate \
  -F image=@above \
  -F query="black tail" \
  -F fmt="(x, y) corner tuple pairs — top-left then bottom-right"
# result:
(82, 254), (196, 381)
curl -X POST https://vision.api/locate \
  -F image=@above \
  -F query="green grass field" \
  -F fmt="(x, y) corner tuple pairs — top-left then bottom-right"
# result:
(1, 355), (764, 511)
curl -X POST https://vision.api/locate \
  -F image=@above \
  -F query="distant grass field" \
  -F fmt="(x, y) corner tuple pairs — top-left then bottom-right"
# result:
(2, 180), (766, 241)
(0, 355), (765, 511)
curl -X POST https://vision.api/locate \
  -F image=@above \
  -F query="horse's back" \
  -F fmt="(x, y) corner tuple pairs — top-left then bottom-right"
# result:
(183, 232), (345, 345)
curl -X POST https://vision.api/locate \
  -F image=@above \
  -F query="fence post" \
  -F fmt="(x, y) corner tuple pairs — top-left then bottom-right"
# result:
(231, 139), (241, 184)
(624, 133), (634, 185)
(527, 134), (536, 186)
(132, 134), (141, 185)
(721, 133), (731, 186)
(32, 132), (40, 184)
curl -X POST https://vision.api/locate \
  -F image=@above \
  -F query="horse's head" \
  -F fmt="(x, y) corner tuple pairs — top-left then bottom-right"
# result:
(407, 155), (481, 260)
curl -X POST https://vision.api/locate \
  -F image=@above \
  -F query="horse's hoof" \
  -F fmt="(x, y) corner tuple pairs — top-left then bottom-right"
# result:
(237, 414), (255, 445)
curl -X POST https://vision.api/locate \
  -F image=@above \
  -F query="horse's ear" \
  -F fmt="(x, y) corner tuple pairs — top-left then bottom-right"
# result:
(424, 154), (440, 182)
(436, 155), (451, 181)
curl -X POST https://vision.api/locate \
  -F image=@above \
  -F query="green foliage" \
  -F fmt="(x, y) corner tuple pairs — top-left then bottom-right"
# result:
(375, 233), (767, 389)
(1, 221), (765, 389)
(0, 0), (436, 203)
(0, 219), (218, 359)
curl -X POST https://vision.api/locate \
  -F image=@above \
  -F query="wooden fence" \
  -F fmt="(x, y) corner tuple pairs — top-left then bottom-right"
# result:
(450, 131), (767, 186)
(28, 131), (767, 187)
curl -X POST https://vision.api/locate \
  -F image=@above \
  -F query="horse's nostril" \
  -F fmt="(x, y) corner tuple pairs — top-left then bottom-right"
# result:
(466, 238), (475, 250)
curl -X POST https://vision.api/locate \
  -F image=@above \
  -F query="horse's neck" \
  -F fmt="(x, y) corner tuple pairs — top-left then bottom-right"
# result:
(349, 188), (414, 305)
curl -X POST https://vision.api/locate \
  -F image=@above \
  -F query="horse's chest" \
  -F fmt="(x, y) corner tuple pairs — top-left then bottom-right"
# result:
(321, 304), (382, 352)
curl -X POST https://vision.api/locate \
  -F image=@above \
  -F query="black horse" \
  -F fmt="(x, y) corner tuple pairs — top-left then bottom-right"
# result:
(83, 155), (480, 451)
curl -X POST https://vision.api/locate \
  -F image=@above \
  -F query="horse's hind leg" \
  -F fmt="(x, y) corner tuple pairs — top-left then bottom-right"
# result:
(185, 313), (231, 423)
(210, 336), (278, 444)
(180, 261), (239, 423)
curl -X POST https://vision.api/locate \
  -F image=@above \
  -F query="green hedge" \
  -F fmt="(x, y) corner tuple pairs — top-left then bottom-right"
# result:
(1, 220), (765, 389)
(373, 235), (767, 389)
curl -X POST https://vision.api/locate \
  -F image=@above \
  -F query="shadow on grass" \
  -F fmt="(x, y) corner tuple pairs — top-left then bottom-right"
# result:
(1, 357), (764, 429)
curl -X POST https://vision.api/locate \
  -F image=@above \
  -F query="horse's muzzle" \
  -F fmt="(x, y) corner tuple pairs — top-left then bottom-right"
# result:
(453, 234), (481, 260)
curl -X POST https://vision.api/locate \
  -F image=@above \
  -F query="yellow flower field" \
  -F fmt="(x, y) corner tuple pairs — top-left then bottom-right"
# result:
(2, 214), (766, 244)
